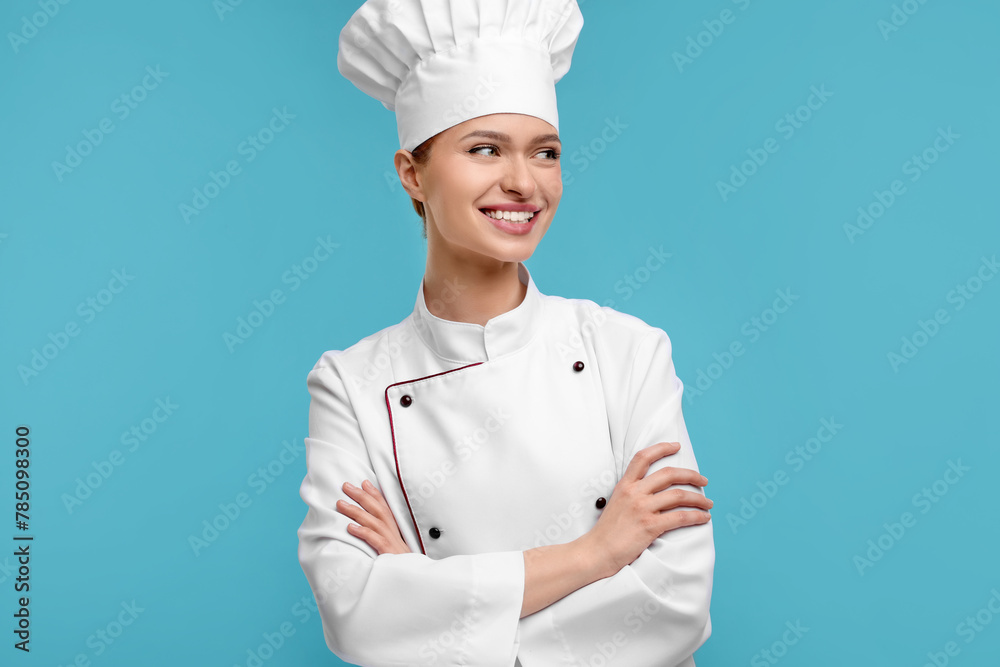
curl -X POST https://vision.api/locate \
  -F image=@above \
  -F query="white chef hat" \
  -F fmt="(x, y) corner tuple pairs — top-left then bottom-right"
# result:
(337, 0), (584, 152)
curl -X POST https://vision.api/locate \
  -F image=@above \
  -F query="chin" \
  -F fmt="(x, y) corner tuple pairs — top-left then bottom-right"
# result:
(494, 249), (536, 264)
(482, 234), (544, 263)
(464, 243), (532, 265)
(437, 215), (548, 264)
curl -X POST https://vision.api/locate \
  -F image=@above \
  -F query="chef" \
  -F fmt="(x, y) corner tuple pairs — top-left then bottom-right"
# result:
(296, 1), (715, 666)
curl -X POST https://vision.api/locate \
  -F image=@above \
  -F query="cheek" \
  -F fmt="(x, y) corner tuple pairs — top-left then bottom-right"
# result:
(436, 170), (485, 207)
(545, 173), (563, 203)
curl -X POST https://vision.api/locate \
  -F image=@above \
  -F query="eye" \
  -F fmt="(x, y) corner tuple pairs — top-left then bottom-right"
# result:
(469, 144), (499, 157)
(469, 145), (561, 160)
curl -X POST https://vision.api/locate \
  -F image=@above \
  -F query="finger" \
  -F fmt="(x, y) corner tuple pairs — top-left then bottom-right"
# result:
(641, 466), (709, 494)
(342, 481), (370, 504)
(343, 482), (405, 545)
(621, 442), (681, 484)
(360, 481), (404, 533)
(342, 481), (366, 505)
(337, 499), (390, 536)
(336, 499), (371, 526)
(343, 482), (387, 520)
(652, 489), (714, 513)
(347, 522), (387, 553)
(353, 520), (405, 557)
(341, 504), (396, 550)
(657, 510), (712, 535)
(359, 481), (392, 513)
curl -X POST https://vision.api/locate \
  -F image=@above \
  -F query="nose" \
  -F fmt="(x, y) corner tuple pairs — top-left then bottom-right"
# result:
(500, 155), (536, 198)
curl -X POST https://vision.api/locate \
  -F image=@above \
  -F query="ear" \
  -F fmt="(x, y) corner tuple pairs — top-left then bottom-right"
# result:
(394, 149), (425, 203)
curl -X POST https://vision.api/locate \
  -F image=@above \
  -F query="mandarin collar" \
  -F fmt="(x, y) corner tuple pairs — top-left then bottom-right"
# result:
(411, 261), (543, 363)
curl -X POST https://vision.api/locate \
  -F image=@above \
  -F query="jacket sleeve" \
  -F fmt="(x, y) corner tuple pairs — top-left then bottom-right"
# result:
(531, 327), (714, 667)
(297, 360), (526, 667)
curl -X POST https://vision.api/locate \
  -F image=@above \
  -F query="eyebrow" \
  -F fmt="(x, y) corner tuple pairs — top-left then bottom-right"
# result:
(459, 130), (561, 145)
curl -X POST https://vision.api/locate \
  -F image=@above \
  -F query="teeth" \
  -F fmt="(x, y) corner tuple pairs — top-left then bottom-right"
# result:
(482, 209), (535, 222)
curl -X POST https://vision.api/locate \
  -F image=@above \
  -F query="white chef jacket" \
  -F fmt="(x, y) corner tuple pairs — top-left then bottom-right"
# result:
(297, 261), (714, 667)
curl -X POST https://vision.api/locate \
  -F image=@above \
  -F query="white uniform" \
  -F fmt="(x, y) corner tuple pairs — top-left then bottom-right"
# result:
(296, 261), (715, 666)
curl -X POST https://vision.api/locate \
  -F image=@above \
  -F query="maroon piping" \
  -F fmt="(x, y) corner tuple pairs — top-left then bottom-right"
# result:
(384, 361), (484, 555)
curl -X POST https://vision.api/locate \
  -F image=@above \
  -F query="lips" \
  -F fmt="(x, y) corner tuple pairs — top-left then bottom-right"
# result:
(479, 208), (536, 222)
(478, 208), (537, 236)
(478, 203), (540, 213)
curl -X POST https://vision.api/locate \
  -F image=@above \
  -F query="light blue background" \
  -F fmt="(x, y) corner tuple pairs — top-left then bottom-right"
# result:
(2, 1), (998, 665)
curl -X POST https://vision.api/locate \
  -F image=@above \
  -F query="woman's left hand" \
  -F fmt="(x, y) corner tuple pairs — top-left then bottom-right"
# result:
(336, 480), (412, 555)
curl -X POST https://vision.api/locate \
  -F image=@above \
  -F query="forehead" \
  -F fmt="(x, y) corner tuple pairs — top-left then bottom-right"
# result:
(443, 113), (560, 144)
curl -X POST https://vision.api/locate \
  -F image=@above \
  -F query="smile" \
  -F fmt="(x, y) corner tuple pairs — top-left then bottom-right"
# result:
(480, 208), (535, 222)
(478, 208), (537, 235)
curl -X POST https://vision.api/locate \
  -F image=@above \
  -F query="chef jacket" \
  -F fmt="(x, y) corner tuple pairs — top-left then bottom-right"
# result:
(297, 261), (714, 667)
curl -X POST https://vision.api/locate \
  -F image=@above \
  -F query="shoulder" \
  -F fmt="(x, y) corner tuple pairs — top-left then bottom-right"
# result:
(541, 292), (671, 352)
(541, 293), (679, 406)
(308, 316), (414, 380)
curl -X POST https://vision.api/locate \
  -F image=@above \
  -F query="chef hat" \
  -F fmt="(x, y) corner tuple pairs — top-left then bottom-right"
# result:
(337, 0), (584, 152)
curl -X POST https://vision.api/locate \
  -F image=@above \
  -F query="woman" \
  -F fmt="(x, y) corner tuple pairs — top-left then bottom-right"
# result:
(297, 1), (715, 666)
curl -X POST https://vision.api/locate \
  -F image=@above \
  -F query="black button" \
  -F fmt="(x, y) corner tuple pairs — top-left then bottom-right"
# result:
(595, 497), (606, 509)
(573, 361), (585, 372)
(400, 394), (412, 407)
(429, 527), (441, 539)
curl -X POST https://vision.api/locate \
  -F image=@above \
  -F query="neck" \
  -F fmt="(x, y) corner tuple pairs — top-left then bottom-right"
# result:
(423, 244), (526, 327)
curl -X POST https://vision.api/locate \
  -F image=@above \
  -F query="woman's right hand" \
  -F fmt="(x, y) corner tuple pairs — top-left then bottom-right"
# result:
(583, 441), (712, 578)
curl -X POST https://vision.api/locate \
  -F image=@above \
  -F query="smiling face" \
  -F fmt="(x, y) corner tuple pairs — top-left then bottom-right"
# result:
(395, 113), (563, 266)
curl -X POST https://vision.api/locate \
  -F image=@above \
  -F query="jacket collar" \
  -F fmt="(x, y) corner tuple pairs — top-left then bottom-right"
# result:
(411, 261), (543, 363)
